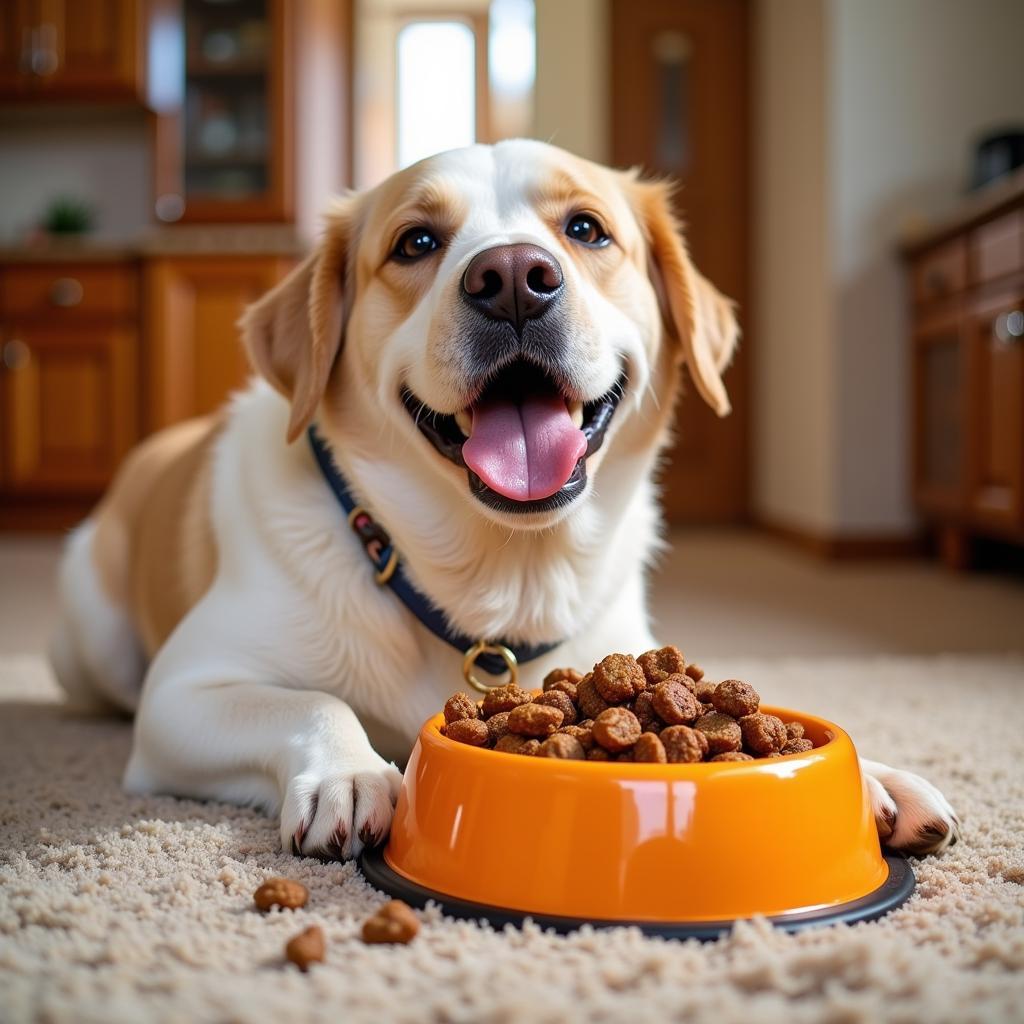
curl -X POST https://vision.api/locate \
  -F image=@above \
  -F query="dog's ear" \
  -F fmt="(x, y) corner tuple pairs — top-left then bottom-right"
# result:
(240, 201), (353, 442)
(626, 176), (738, 416)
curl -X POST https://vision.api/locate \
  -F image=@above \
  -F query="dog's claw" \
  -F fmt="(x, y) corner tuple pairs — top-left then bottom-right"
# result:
(876, 805), (896, 840)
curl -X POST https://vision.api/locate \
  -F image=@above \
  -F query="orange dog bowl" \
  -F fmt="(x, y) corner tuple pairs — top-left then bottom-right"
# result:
(361, 704), (913, 937)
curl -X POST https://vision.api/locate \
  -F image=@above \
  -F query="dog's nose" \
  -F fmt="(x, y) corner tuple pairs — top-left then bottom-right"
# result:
(461, 243), (563, 330)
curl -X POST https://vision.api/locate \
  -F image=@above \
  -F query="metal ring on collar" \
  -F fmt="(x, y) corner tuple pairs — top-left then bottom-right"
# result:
(462, 641), (519, 693)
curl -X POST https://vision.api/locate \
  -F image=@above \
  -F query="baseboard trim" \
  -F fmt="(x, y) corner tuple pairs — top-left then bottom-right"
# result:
(753, 518), (924, 560)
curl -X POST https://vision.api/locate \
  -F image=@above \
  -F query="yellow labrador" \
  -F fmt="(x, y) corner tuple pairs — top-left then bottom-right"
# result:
(50, 141), (957, 859)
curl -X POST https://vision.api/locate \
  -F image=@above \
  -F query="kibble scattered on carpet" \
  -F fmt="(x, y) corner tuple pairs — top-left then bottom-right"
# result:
(1, 655), (1023, 1024)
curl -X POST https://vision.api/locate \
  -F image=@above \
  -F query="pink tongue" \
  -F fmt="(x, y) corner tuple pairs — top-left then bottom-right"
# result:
(463, 394), (587, 502)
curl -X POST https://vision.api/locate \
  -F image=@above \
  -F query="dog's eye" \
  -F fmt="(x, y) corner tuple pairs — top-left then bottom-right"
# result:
(565, 213), (610, 247)
(393, 227), (440, 261)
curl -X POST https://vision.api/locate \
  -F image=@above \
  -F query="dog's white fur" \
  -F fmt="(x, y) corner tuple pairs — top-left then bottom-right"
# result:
(50, 141), (958, 860)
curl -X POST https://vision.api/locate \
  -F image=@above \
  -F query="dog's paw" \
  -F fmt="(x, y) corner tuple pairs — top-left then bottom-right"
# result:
(280, 758), (402, 860)
(861, 758), (960, 855)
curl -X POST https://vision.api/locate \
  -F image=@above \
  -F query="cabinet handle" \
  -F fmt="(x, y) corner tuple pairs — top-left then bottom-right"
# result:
(49, 277), (84, 307)
(2, 340), (30, 371)
(994, 310), (1024, 344)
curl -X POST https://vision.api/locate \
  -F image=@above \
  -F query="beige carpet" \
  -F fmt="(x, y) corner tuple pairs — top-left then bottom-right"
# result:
(2, 654), (1023, 1024)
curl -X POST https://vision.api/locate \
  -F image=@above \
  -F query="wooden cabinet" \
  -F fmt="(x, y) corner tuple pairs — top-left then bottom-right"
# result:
(144, 255), (294, 428)
(904, 174), (1024, 566)
(0, 261), (140, 526)
(0, 0), (142, 100)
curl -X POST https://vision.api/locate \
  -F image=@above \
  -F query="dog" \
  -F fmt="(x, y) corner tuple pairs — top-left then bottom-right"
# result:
(49, 140), (958, 860)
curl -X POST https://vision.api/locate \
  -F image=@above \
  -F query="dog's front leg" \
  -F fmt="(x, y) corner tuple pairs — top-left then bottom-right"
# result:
(125, 673), (401, 859)
(860, 758), (960, 855)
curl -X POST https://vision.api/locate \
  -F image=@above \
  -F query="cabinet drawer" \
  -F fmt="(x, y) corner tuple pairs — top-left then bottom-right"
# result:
(912, 239), (967, 306)
(970, 210), (1023, 286)
(0, 264), (138, 318)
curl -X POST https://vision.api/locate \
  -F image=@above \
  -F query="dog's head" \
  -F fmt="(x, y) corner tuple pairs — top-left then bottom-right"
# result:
(242, 140), (737, 528)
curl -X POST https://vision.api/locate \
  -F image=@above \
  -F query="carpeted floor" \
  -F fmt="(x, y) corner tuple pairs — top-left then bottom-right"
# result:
(2, 654), (1023, 1024)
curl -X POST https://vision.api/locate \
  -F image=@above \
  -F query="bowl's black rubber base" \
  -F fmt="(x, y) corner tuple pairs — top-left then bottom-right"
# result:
(359, 848), (915, 940)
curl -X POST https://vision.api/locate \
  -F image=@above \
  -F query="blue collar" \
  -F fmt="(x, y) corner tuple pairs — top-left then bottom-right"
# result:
(307, 425), (562, 677)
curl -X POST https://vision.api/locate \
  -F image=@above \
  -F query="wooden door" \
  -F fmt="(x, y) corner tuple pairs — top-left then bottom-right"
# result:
(34, 0), (139, 98)
(966, 285), (1024, 533)
(912, 303), (969, 517)
(0, 323), (138, 492)
(611, 0), (749, 523)
(144, 256), (295, 429)
(0, 0), (32, 96)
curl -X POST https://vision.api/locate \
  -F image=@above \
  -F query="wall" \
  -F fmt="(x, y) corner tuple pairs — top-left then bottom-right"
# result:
(533, 0), (609, 164)
(0, 109), (150, 243)
(752, 0), (835, 533)
(830, 0), (1024, 533)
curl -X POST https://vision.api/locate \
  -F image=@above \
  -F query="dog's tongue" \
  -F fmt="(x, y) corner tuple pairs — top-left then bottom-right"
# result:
(463, 394), (587, 502)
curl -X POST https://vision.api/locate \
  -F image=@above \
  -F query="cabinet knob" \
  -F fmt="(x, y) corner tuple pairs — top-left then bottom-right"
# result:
(2, 339), (30, 370)
(994, 310), (1024, 344)
(49, 277), (84, 307)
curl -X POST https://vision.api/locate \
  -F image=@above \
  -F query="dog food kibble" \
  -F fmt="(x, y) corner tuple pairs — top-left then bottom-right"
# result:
(712, 679), (761, 719)
(694, 711), (743, 755)
(508, 702), (563, 737)
(538, 733), (586, 759)
(285, 926), (325, 971)
(661, 725), (709, 763)
(445, 717), (490, 747)
(361, 900), (420, 945)
(633, 732), (667, 763)
(592, 707), (642, 752)
(576, 673), (611, 720)
(651, 677), (701, 725)
(592, 653), (646, 703)
(533, 689), (578, 726)
(637, 645), (687, 685)
(739, 712), (787, 755)
(253, 877), (309, 911)
(441, 650), (818, 762)
(482, 683), (533, 717)
(443, 692), (478, 724)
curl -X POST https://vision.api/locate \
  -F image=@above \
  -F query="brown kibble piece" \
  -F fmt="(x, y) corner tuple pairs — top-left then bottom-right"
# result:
(543, 667), (582, 692)
(508, 702), (563, 737)
(712, 679), (761, 719)
(494, 734), (540, 756)
(443, 692), (478, 724)
(684, 663), (705, 682)
(286, 925), (325, 971)
(592, 653), (646, 703)
(481, 683), (533, 718)
(785, 721), (805, 741)
(558, 723), (594, 750)
(533, 690), (578, 726)
(538, 733), (586, 759)
(445, 718), (489, 747)
(660, 725), (709, 763)
(254, 877), (308, 911)
(486, 710), (511, 744)
(586, 746), (611, 761)
(633, 732), (667, 763)
(362, 900), (420, 944)
(592, 707), (642, 752)
(576, 673), (610, 720)
(739, 712), (787, 754)
(781, 737), (814, 755)
(651, 677), (700, 725)
(637, 645), (687, 686)
(633, 690), (663, 733)
(694, 680), (718, 704)
(694, 711), (743, 755)
(711, 751), (754, 762)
